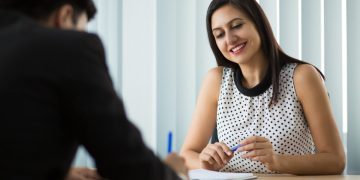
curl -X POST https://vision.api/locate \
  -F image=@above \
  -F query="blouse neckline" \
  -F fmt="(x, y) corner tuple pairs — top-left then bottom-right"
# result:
(233, 66), (272, 97)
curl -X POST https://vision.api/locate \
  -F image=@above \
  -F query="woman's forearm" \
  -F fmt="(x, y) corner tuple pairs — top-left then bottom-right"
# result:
(273, 152), (345, 175)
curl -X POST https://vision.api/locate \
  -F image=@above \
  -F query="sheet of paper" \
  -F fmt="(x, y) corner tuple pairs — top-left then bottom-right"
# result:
(189, 169), (257, 180)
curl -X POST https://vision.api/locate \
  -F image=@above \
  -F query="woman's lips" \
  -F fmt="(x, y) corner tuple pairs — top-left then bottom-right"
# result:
(230, 42), (247, 55)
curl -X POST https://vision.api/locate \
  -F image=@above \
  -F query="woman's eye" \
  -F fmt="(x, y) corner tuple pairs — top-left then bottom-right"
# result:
(215, 33), (224, 39)
(232, 23), (243, 29)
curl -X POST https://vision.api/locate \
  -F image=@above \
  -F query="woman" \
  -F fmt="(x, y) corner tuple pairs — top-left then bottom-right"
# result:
(180, 0), (345, 175)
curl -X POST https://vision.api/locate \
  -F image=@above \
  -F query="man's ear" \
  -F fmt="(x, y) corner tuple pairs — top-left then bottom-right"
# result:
(53, 4), (75, 29)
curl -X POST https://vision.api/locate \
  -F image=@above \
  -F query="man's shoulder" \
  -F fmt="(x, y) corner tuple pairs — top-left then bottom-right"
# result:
(24, 27), (105, 62)
(35, 28), (102, 49)
(0, 11), (102, 49)
(8, 24), (106, 66)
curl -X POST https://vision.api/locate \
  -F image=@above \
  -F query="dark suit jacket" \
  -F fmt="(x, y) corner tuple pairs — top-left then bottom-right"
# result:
(0, 10), (179, 180)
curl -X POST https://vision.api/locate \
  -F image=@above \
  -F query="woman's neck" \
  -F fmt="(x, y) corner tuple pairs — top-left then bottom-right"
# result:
(238, 53), (269, 89)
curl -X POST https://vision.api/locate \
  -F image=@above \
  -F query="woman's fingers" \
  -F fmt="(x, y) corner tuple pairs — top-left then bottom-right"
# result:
(200, 143), (233, 168)
(217, 142), (233, 156)
(199, 150), (215, 165)
(241, 149), (270, 158)
(236, 136), (277, 166)
(240, 136), (269, 145)
(238, 136), (271, 152)
(211, 143), (232, 164)
(238, 141), (272, 152)
(201, 147), (223, 166)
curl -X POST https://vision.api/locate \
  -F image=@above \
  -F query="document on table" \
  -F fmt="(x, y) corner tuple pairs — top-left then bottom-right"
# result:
(189, 169), (257, 180)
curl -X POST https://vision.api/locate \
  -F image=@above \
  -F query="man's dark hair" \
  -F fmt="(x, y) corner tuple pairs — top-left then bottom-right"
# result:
(0, 0), (97, 21)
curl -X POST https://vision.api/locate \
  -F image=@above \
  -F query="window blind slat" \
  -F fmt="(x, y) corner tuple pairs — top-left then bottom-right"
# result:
(279, 0), (300, 59)
(347, 0), (360, 175)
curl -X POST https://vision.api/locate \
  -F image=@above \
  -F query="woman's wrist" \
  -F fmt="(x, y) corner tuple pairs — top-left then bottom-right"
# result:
(269, 154), (283, 172)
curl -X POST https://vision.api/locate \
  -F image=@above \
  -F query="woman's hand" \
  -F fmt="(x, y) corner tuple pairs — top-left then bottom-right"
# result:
(238, 136), (278, 171)
(199, 142), (234, 171)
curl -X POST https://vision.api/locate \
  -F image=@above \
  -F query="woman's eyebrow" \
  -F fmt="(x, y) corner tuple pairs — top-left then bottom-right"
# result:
(212, 17), (245, 32)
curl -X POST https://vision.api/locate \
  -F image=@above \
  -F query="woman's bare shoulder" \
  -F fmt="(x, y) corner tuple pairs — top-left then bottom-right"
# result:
(293, 63), (324, 101)
(198, 66), (224, 102)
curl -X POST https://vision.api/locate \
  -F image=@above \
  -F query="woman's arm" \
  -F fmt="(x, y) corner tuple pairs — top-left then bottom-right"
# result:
(278, 64), (345, 174)
(180, 67), (233, 170)
(239, 64), (345, 175)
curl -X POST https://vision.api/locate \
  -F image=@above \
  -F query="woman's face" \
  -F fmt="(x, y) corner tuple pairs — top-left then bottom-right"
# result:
(211, 4), (262, 65)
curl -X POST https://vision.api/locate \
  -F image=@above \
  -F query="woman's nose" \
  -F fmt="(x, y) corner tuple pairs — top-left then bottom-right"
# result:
(226, 32), (238, 45)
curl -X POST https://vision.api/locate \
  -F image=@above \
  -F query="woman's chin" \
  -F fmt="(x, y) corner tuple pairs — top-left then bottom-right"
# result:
(229, 58), (249, 65)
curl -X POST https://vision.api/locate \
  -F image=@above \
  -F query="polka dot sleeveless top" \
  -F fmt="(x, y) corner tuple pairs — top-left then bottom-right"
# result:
(217, 63), (315, 173)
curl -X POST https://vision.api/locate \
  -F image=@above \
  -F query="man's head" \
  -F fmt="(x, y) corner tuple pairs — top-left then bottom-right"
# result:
(0, 0), (97, 31)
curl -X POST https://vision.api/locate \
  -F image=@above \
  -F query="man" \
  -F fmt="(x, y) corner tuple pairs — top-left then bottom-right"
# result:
(0, 0), (187, 179)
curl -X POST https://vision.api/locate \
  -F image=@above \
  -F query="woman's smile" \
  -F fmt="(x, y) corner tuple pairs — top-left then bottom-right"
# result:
(229, 41), (247, 56)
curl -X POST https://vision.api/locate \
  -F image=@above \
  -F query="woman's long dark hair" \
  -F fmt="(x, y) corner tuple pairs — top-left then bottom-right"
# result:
(206, 0), (324, 106)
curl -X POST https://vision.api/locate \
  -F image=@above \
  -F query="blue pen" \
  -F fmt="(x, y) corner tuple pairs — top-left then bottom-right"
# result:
(230, 144), (241, 152)
(167, 131), (172, 154)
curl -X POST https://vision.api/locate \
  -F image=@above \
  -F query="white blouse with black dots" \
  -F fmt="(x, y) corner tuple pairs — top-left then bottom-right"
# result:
(217, 63), (316, 173)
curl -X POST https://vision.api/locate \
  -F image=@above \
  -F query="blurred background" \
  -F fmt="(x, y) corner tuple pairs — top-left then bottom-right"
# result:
(73, 0), (360, 175)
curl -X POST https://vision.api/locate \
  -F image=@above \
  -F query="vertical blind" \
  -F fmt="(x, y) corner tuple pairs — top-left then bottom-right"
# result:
(74, 0), (359, 174)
